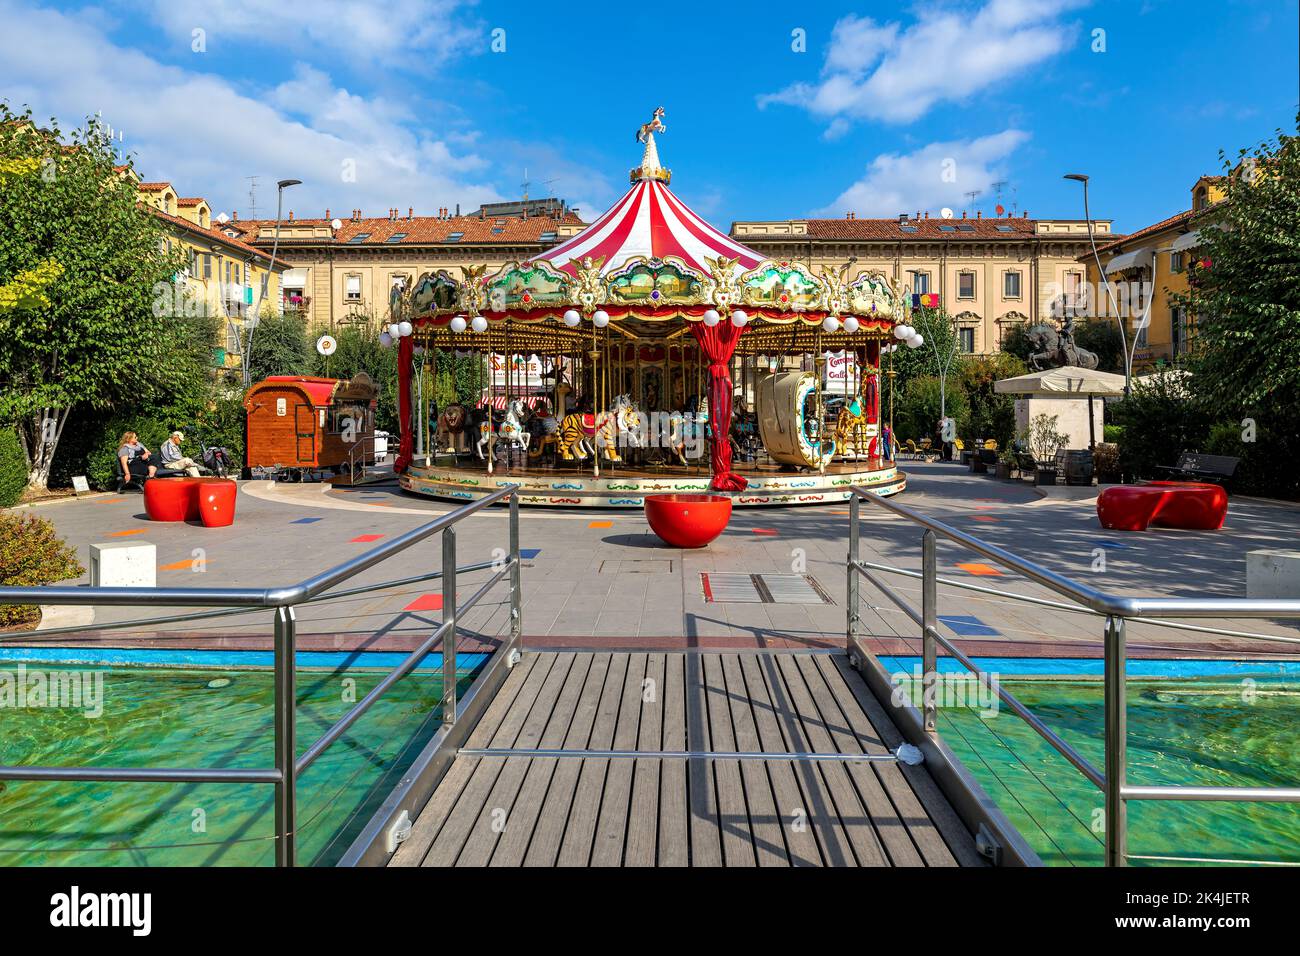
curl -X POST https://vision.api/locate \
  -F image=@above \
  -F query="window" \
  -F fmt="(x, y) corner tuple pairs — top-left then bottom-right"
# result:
(1170, 251), (1184, 273)
(345, 275), (362, 302)
(910, 271), (930, 294)
(385, 233), (407, 243)
(939, 224), (956, 232)
(958, 327), (975, 353)
(539, 231), (558, 242)
(1171, 306), (1186, 355)
(202, 254), (212, 279)
(956, 224), (975, 233)
(1003, 271), (1022, 298)
(899, 224), (918, 233)
(996, 224), (1014, 232)
(444, 232), (464, 243)
(347, 233), (371, 243)
(958, 272), (975, 298)
(225, 321), (241, 354)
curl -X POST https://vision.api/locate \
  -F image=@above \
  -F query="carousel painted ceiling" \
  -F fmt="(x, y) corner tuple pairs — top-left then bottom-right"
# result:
(406, 109), (905, 338)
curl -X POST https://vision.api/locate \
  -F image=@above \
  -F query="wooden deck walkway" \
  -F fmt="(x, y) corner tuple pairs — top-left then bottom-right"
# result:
(389, 651), (985, 867)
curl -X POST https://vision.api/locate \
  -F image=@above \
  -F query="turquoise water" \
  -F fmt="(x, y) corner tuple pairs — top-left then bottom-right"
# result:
(0, 662), (480, 866)
(890, 673), (1300, 866)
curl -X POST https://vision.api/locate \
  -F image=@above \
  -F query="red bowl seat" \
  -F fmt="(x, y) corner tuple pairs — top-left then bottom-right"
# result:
(1097, 481), (1227, 532)
(144, 477), (238, 526)
(644, 494), (732, 548)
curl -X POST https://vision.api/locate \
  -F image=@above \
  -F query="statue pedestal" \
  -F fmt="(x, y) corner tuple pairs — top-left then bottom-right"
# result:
(1013, 395), (1104, 449)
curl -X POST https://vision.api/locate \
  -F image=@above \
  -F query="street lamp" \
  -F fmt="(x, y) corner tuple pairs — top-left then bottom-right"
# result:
(243, 178), (302, 388)
(1065, 173), (1132, 395)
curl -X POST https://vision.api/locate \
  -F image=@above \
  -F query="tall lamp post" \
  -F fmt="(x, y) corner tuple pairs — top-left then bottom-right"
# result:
(243, 178), (301, 389)
(1065, 172), (1132, 396)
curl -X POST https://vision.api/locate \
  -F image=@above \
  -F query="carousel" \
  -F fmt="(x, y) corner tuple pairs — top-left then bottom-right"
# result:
(392, 110), (918, 508)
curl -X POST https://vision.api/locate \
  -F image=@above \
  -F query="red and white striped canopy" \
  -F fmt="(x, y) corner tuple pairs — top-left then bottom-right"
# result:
(542, 177), (765, 278)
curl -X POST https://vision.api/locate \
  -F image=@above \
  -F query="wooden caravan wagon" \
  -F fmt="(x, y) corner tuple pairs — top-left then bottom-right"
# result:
(243, 373), (380, 481)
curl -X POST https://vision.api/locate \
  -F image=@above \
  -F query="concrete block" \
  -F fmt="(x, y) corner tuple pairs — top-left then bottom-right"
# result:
(89, 541), (156, 588)
(1246, 549), (1300, 599)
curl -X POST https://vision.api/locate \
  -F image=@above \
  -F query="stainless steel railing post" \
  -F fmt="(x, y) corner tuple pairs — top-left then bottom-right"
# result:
(847, 493), (861, 645)
(1104, 614), (1128, 866)
(509, 492), (522, 643)
(273, 604), (297, 867)
(921, 529), (938, 733)
(442, 527), (458, 724)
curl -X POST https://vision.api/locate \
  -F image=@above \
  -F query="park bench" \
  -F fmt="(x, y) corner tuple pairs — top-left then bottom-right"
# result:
(112, 457), (185, 493)
(1156, 451), (1239, 485)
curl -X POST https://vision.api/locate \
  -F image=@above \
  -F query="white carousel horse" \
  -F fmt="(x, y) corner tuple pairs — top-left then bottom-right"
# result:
(476, 398), (531, 460)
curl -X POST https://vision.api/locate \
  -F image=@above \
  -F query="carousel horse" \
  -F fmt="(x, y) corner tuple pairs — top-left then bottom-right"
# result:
(475, 399), (531, 460)
(527, 402), (561, 461)
(436, 403), (470, 455)
(833, 391), (876, 459)
(665, 410), (689, 466)
(635, 106), (666, 143)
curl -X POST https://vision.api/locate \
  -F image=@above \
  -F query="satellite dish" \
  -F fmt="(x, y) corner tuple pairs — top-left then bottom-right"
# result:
(216, 212), (230, 223)
(330, 218), (343, 231)
(940, 207), (954, 219)
(316, 334), (338, 357)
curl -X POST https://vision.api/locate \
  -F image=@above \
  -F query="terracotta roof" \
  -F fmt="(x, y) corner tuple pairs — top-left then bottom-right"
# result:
(137, 182), (173, 192)
(233, 210), (585, 246)
(177, 197), (207, 207)
(745, 216), (1042, 241)
(147, 205), (285, 266)
(1092, 208), (1195, 256)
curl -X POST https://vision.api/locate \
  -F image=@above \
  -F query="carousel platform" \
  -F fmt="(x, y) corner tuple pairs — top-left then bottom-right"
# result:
(399, 457), (905, 508)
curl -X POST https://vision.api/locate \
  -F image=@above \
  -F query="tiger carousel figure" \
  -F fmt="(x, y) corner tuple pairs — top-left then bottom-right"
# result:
(558, 394), (641, 463)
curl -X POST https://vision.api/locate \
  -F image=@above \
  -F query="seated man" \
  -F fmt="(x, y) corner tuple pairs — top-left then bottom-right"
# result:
(117, 431), (157, 485)
(159, 430), (203, 477)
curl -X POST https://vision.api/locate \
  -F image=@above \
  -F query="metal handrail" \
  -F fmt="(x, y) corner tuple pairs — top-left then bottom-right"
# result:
(847, 486), (1300, 867)
(0, 485), (523, 867)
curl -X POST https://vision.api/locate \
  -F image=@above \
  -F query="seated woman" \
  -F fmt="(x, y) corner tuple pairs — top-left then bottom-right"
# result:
(117, 431), (157, 485)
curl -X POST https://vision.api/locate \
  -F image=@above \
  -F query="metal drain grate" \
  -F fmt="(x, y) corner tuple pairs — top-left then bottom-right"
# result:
(702, 573), (833, 604)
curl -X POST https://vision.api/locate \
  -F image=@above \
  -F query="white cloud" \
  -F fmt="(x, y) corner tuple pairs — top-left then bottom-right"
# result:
(145, 0), (482, 65)
(816, 129), (1030, 217)
(0, 0), (502, 218)
(761, 0), (1085, 127)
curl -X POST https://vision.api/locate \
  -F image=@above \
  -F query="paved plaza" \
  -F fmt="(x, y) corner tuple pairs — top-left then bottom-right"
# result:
(7, 462), (1298, 662)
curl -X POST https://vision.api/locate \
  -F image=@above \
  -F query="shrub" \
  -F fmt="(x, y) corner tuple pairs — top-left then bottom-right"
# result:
(0, 427), (26, 506)
(1110, 376), (1208, 481)
(0, 512), (84, 628)
(1093, 442), (1121, 483)
(896, 375), (970, 445)
(1103, 424), (1124, 444)
(956, 353), (1026, 447)
(84, 416), (175, 489)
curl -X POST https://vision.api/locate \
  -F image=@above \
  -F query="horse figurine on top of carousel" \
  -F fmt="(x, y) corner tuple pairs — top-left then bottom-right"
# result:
(635, 107), (666, 143)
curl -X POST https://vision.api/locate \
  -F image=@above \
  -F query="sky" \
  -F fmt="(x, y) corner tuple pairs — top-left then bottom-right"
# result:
(1, 0), (1296, 233)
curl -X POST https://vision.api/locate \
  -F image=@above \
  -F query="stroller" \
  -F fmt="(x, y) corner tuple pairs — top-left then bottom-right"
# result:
(187, 427), (234, 478)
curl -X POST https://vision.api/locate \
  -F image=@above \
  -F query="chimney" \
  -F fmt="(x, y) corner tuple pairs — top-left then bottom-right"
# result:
(408, 207), (413, 220)
(288, 210), (294, 221)
(455, 203), (460, 217)
(976, 210), (982, 218)
(325, 208), (330, 220)
(1024, 210), (1029, 218)
(232, 210), (238, 220)
(961, 210), (967, 219)
(924, 211), (929, 219)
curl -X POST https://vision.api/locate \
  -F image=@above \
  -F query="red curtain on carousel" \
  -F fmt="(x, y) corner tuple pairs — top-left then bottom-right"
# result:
(689, 319), (747, 492)
(393, 334), (414, 474)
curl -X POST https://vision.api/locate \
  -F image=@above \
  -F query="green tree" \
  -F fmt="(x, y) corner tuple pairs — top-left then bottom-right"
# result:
(957, 352), (1026, 446)
(243, 310), (311, 383)
(896, 375), (969, 444)
(310, 324), (400, 431)
(888, 304), (960, 397)
(1174, 118), (1300, 489)
(0, 106), (184, 492)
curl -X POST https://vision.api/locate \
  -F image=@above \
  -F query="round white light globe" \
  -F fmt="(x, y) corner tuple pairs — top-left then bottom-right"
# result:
(449, 315), (467, 333)
(894, 324), (912, 340)
(702, 309), (720, 327)
(398, 321), (413, 338)
(842, 315), (860, 334)
(730, 309), (748, 328)
(378, 331), (393, 348)
(822, 316), (840, 333)
(593, 309), (609, 328)
(563, 309), (580, 327)
(909, 333), (924, 348)
(471, 316), (488, 333)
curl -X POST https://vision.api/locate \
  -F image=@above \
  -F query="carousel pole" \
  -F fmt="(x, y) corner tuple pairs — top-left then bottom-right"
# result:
(590, 318), (601, 479)
(486, 330), (496, 476)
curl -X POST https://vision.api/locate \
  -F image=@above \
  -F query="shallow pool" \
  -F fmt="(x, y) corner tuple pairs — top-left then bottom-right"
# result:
(887, 666), (1300, 866)
(0, 660), (482, 866)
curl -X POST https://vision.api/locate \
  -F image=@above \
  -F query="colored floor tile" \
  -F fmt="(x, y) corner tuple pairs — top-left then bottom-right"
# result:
(971, 515), (1000, 523)
(160, 558), (206, 571)
(519, 548), (542, 559)
(108, 529), (147, 537)
(955, 562), (1003, 577)
(404, 594), (444, 612)
(350, 534), (385, 543)
(1097, 540), (1132, 550)
(939, 614), (1002, 637)
(752, 528), (779, 535)
(588, 521), (612, 528)
(291, 517), (323, 524)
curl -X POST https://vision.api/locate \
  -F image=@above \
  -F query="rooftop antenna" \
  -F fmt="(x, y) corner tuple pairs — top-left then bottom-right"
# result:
(247, 176), (259, 221)
(964, 189), (981, 210)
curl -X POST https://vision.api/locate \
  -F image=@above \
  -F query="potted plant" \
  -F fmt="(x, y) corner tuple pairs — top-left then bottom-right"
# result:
(1027, 413), (1067, 486)
(996, 445), (1017, 479)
